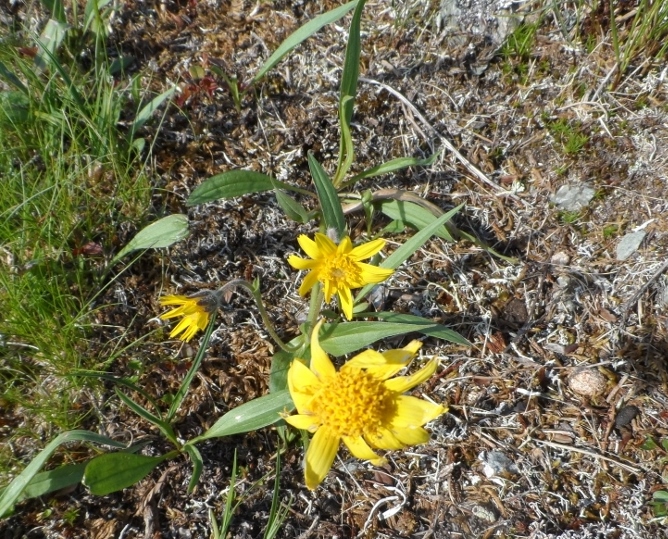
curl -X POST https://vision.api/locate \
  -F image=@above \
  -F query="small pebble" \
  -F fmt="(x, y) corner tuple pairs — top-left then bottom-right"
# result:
(615, 405), (640, 428)
(567, 369), (607, 398)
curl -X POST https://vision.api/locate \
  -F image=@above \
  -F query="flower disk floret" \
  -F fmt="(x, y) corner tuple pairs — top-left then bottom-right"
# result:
(283, 320), (447, 490)
(287, 233), (394, 320)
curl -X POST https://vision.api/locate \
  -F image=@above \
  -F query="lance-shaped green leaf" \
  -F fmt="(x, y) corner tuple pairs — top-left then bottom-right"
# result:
(184, 445), (204, 494)
(379, 199), (457, 242)
(333, 0), (367, 185)
(274, 189), (311, 223)
(0, 463), (86, 506)
(319, 318), (468, 357)
(187, 171), (307, 206)
(194, 390), (294, 441)
(0, 431), (128, 517)
(129, 85), (177, 137)
(251, 1), (359, 84)
(83, 452), (172, 496)
(35, 19), (69, 71)
(355, 204), (463, 303)
(343, 153), (439, 187)
(309, 152), (345, 237)
(111, 214), (189, 265)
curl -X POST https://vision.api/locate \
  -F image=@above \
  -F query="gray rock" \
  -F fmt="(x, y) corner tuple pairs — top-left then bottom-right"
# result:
(551, 183), (596, 211)
(616, 230), (646, 261)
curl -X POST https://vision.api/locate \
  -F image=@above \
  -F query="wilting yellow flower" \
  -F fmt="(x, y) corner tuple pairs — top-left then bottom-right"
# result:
(283, 320), (446, 490)
(288, 233), (394, 320)
(159, 292), (219, 342)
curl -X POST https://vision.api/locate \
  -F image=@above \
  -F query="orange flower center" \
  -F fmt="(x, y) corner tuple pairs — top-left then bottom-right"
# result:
(310, 368), (392, 439)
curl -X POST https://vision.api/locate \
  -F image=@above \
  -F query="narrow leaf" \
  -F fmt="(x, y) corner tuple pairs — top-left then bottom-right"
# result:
(184, 445), (204, 494)
(0, 431), (127, 518)
(129, 85), (177, 136)
(319, 318), (468, 357)
(274, 189), (310, 223)
(0, 61), (29, 94)
(83, 453), (168, 496)
(355, 204), (463, 303)
(111, 214), (189, 265)
(196, 391), (294, 441)
(188, 171), (277, 205)
(363, 312), (470, 345)
(1, 463), (86, 504)
(347, 154), (439, 185)
(309, 152), (345, 236)
(333, 0), (366, 184)
(252, 1), (359, 84)
(379, 200), (457, 242)
(35, 19), (70, 71)
(40, 0), (66, 22)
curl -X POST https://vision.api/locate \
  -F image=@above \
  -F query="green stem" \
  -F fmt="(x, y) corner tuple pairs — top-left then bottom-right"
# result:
(306, 282), (324, 341)
(224, 280), (299, 353)
(166, 311), (218, 423)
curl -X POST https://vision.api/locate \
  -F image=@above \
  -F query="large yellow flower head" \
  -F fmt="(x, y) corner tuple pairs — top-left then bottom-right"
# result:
(159, 291), (220, 342)
(284, 320), (446, 490)
(288, 233), (394, 320)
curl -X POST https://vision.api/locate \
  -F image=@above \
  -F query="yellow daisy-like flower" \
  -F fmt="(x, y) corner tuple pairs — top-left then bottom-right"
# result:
(159, 292), (219, 342)
(284, 320), (446, 490)
(287, 233), (394, 320)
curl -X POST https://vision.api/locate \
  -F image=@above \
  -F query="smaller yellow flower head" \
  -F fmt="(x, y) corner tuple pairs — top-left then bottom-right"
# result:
(284, 320), (446, 490)
(159, 293), (218, 342)
(288, 233), (394, 320)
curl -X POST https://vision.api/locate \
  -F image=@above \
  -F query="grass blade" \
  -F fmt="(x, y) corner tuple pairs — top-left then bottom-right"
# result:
(129, 85), (177, 137)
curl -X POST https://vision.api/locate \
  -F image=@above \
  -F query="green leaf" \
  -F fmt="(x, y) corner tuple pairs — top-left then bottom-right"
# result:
(0, 431), (128, 518)
(188, 171), (273, 205)
(274, 190), (310, 223)
(83, 453), (169, 496)
(115, 389), (176, 443)
(641, 436), (659, 450)
(270, 336), (306, 393)
(35, 19), (70, 71)
(111, 214), (189, 265)
(184, 445), (204, 494)
(0, 62), (29, 94)
(319, 318), (468, 357)
(355, 204), (463, 303)
(0, 463), (86, 504)
(0, 91), (30, 126)
(40, 0), (67, 23)
(84, 0), (113, 37)
(346, 154), (439, 186)
(379, 199), (458, 242)
(654, 491), (668, 502)
(333, 0), (367, 185)
(196, 391), (294, 441)
(129, 85), (177, 137)
(361, 312), (470, 345)
(309, 152), (345, 237)
(251, 1), (359, 84)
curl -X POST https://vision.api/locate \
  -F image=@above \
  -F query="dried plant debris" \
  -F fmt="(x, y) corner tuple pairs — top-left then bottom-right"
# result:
(3, 0), (668, 537)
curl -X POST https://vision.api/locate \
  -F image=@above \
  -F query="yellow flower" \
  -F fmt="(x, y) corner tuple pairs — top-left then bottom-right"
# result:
(287, 233), (394, 320)
(284, 320), (446, 490)
(159, 292), (219, 342)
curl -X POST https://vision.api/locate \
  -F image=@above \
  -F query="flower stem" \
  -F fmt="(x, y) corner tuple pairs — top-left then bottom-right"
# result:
(221, 279), (298, 353)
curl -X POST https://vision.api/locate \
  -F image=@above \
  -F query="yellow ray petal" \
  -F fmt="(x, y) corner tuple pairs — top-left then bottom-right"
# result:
(298, 267), (321, 297)
(159, 295), (190, 306)
(310, 320), (336, 379)
(345, 349), (390, 368)
(314, 233), (337, 256)
(322, 276), (336, 303)
(288, 255), (318, 271)
(337, 286), (354, 320)
(391, 426), (431, 447)
(364, 427), (405, 450)
(288, 360), (320, 413)
(337, 235), (353, 254)
(389, 395), (446, 427)
(349, 238), (386, 260)
(356, 262), (394, 284)
(296, 234), (321, 260)
(305, 426), (340, 490)
(284, 413), (320, 432)
(342, 435), (380, 461)
(384, 359), (439, 393)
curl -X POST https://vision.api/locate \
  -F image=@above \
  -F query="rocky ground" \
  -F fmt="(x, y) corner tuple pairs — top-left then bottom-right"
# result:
(2, 0), (668, 537)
